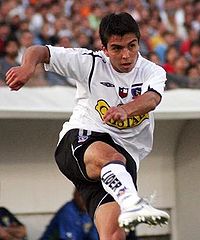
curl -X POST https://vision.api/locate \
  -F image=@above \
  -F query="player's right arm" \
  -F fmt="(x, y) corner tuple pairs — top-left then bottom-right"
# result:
(6, 45), (50, 91)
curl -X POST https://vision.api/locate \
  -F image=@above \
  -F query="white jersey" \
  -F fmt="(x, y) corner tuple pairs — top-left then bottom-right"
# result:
(44, 46), (166, 169)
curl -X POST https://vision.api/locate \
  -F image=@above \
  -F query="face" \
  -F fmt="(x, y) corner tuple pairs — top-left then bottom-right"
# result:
(103, 33), (139, 73)
(6, 41), (19, 57)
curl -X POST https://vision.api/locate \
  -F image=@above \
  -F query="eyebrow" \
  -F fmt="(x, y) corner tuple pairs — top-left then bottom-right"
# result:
(110, 39), (138, 47)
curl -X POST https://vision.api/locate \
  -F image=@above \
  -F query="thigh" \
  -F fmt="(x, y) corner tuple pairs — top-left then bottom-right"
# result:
(54, 129), (89, 183)
(54, 128), (137, 219)
(54, 129), (115, 218)
(55, 129), (119, 182)
(84, 141), (126, 179)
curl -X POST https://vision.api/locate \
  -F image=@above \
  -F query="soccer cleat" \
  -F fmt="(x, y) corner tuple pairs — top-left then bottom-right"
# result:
(118, 198), (170, 231)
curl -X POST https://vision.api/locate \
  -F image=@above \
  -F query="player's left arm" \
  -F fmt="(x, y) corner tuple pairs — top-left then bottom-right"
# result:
(103, 64), (166, 123)
(122, 90), (161, 116)
(103, 91), (160, 123)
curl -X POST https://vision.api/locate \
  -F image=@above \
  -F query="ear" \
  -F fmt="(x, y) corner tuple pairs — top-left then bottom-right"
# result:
(102, 45), (109, 57)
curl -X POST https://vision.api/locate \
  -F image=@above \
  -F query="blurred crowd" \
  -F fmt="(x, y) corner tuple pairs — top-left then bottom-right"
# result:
(0, 0), (199, 89)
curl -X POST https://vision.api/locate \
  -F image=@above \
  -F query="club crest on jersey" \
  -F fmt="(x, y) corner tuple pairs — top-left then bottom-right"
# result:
(119, 87), (128, 98)
(131, 83), (142, 99)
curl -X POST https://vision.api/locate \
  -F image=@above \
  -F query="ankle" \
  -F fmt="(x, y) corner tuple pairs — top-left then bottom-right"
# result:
(120, 194), (140, 210)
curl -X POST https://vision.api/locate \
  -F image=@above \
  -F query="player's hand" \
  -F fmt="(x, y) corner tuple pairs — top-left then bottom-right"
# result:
(103, 105), (128, 123)
(6, 65), (35, 91)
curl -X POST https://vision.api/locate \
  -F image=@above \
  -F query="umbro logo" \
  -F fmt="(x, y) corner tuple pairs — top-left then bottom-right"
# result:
(100, 82), (115, 87)
(78, 136), (88, 143)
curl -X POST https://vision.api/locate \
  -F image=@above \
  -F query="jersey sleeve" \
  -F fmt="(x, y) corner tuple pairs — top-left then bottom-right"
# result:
(141, 64), (166, 97)
(44, 46), (93, 83)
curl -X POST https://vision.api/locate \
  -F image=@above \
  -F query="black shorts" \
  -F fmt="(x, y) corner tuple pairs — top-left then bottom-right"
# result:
(55, 128), (137, 218)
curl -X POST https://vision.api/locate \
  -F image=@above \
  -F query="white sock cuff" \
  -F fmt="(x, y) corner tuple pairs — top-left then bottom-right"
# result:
(101, 161), (126, 176)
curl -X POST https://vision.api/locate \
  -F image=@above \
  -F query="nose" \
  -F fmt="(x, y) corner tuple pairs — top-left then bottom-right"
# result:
(121, 48), (130, 59)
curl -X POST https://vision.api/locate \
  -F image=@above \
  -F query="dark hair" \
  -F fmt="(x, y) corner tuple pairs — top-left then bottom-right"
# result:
(5, 37), (19, 47)
(99, 12), (140, 48)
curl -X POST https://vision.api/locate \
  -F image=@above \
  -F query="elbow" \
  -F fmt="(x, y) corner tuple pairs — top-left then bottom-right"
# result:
(151, 98), (158, 110)
(150, 94), (161, 111)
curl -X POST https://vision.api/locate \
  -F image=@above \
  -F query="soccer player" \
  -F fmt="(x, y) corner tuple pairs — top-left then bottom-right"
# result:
(6, 12), (169, 240)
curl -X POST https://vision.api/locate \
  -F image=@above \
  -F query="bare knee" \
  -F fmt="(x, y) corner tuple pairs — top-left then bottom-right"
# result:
(86, 154), (126, 179)
(84, 141), (126, 179)
(110, 152), (126, 164)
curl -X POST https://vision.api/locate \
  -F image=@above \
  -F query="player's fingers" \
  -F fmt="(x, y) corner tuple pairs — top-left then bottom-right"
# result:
(103, 107), (114, 122)
(7, 79), (21, 88)
(103, 110), (122, 123)
(5, 72), (14, 85)
(10, 82), (24, 91)
(103, 113), (112, 123)
(118, 106), (128, 120)
(5, 69), (19, 85)
(6, 67), (24, 85)
(6, 66), (18, 78)
(112, 112), (122, 121)
(5, 67), (13, 78)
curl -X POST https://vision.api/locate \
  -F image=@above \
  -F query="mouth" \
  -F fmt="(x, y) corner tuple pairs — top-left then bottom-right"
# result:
(121, 63), (132, 68)
(122, 61), (132, 65)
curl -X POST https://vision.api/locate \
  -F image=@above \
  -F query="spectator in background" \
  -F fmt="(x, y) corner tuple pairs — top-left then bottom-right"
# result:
(39, 188), (99, 240)
(180, 28), (199, 55)
(16, 30), (35, 64)
(35, 22), (57, 46)
(173, 54), (189, 76)
(76, 32), (93, 49)
(159, 0), (184, 36)
(7, 10), (23, 35)
(88, 4), (102, 31)
(1, 0), (199, 90)
(0, 22), (11, 57)
(186, 40), (200, 66)
(39, 188), (137, 240)
(92, 29), (102, 51)
(153, 31), (179, 64)
(146, 51), (161, 66)
(166, 54), (189, 90)
(45, 33), (76, 86)
(186, 64), (200, 89)
(18, 19), (31, 33)
(0, 207), (27, 240)
(29, 3), (52, 36)
(162, 45), (179, 74)
(139, 22), (152, 57)
(149, 20), (167, 52)
(14, 29), (48, 87)
(0, 38), (19, 85)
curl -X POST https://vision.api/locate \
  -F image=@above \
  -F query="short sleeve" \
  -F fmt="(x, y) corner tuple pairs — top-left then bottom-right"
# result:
(44, 46), (93, 83)
(141, 65), (166, 97)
